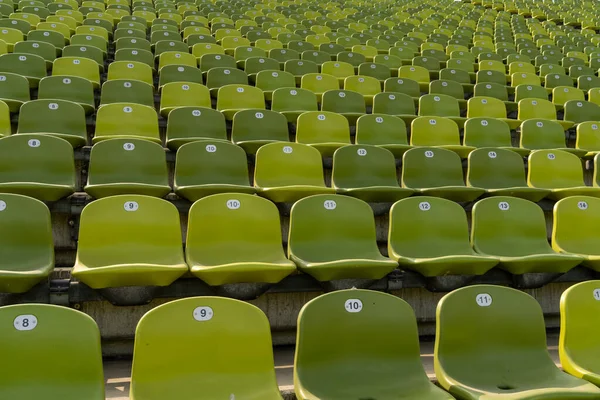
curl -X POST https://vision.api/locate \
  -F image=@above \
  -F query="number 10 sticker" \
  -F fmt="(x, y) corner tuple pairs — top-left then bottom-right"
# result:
(193, 306), (213, 321)
(345, 299), (363, 313)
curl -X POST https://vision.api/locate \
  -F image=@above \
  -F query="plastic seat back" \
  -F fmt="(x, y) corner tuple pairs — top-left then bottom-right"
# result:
(107, 60), (153, 86)
(517, 98), (557, 120)
(520, 119), (567, 150)
(321, 89), (366, 115)
(410, 116), (461, 147)
(100, 79), (154, 107)
(463, 117), (512, 148)
(576, 122), (600, 152)
(296, 111), (350, 147)
(131, 297), (280, 400)
(528, 149), (586, 188)
(564, 100), (600, 124)
(231, 109), (288, 150)
(295, 290), (437, 399)
(0, 72), (30, 113)
(254, 142), (326, 188)
(271, 87), (318, 121)
(553, 196), (600, 256)
(0, 53), (46, 87)
(419, 94), (461, 118)
(0, 304), (103, 399)
(355, 114), (408, 146)
(216, 84), (264, 118)
(332, 144), (399, 188)
(399, 65), (429, 84)
(52, 57), (101, 88)
(402, 147), (465, 188)
(467, 148), (528, 189)
(467, 96), (509, 118)
(94, 103), (160, 143)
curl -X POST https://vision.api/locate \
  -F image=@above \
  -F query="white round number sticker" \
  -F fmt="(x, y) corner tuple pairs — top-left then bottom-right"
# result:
(578, 201), (588, 210)
(0, 200), (5, 211)
(124, 201), (138, 211)
(324, 200), (336, 210)
(123, 106), (132, 113)
(498, 201), (509, 210)
(48, 103), (58, 110)
(419, 201), (430, 211)
(14, 315), (37, 331)
(317, 114), (326, 121)
(488, 151), (497, 158)
(547, 153), (556, 160)
(28, 139), (41, 148)
(193, 306), (213, 321)
(283, 146), (293, 154)
(594, 289), (600, 301)
(192, 109), (201, 116)
(255, 112), (264, 119)
(226, 199), (240, 209)
(476, 293), (492, 307)
(123, 143), (135, 151)
(425, 150), (434, 158)
(236, 87), (244, 93)
(357, 148), (367, 156)
(206, 144), (217, 153)
(345, 299), (363, 313)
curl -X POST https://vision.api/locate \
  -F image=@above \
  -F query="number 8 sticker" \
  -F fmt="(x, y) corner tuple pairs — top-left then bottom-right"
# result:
(14, 315), (37, 331)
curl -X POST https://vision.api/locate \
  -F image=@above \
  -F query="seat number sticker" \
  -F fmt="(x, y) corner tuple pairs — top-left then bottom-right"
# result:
(193, 306), (213, 321)
(476, 293), (492, 307)
(14, 315), (37, 331)
(345, 299), (363, 313)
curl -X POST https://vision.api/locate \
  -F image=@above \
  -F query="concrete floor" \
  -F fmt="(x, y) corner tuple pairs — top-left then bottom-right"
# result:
(104, 334), (561, 399)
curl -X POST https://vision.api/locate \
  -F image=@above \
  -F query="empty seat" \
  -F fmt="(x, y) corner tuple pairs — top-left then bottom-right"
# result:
(216, 83), (264, 120)
(0, 134), (75, 201)
(388, 196), (497, 276)
(295, 289), (454, 400)
(271, 87), (318, 123)
(463, 117), (528, 156)
(94, 103), (160, 144)
(38, 76), (95, 115)
(418, 94), (467, 127)
(0, 100), (9, 138)
(52, 57), (101, 89)
(467, 96), (521, 130)
(17, 99), (87, 147)
(528, 150), (600, 200)
(174, 141), (255, 202)
(576, 122), (600, 157)
(72, 195), (188, 288)
(355, 114), (411, 157)
(296, 111), (351, 156)
(518, 97), (575, 130)
(205, 67), (248, 97)
(300, 72), (339, 102)
(254, 142), (334, 203)
(0, 304), (104, 399)
(467, 148), (550, 202)
(288, 194), (397, 281)
(165, 107), (227, 151)
(559, 280), (600, 386)
(0, 193), (53, 292)
(321, 89), (366, 124)
(435, 285), (600, 399)
(85, 139), (171, 199)
(130, 297), (282, 400)
(0, 72), (30, 113)
(520, 119), (586, 157)
(472, 197), (582, 274)
(410, 116), (474, 159)
(564, 99), (600, 126)
(186, 193), (296, 285)
(99, 79), (154, 108)
(0, 53), (46, 88)
(159, 82), (211, 117)
(106, 60), (153, 86)
(552, 196), (600, 271)
(231, 109), (289, 153)
(332, 144), (413, 202)
(402, 147), (484, 202)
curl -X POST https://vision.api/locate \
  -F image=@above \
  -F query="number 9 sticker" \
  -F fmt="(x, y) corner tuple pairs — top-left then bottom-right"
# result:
(124, 201), (138, 211)
(193, 306), (213, 321)
(345, 299), (363, 313)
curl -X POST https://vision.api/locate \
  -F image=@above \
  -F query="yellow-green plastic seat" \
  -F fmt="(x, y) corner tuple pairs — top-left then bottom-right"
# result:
(186, 193), (296, 285)
(99, 79), (154, 108)
(0, 193), (53, 293)
(552, 196), (600, 271)
(564, 99), (600, 127)
(93, 103), (160, 144)
(332, 144), (413, 202)
(559, 280), (600, 386)
(576, 121), (600, 158)
(174, 141), (255, 202)
(106, 60), (154, 86)
(159, 82), (211, 117)
(17, 99), (87, 147)
(38, 76), (95, 115)
(73, 195), (188, 289)
(216, 83), (264, 120)
(467, 148), (550, 202)
(0, 134), (75, 201)
(296, 111), (351, 157)
(321, 89), (366, 124)
(52, 57), (101, 89)
(435, 284), (600, 400)
(0, 303), (104, 399)
(399, 65), (430, 92)
(165, 107), (227, 151)
(528, 149), (600, 200)
(85, 139), (170, 199)
(0, 100), (10, 139)
(388, 197), (497, 277)
(295, 289), (455, 400)
(410, 116), (474, 159)
(517, 98), (575, 130)
(0, 72), (30, 113)
(402, 147), (484, 202)
(372, 92), (417, 125)
(355, 113), (410, 157)
(271, 87), (318, 123)
(231, 109), (289, 153)
(254, 142), (334, 203)
(466, 96), (521, 130)
(463, 117), (529, 156)
(130, 297), (282, 400)
(300, 72), (339, 102)
(418, 94), (467, 128)
(288, 194), (397, 281)
(0, 53), (46, 88)
(471, 196), (582, 274)
(520, 119), (587, 157)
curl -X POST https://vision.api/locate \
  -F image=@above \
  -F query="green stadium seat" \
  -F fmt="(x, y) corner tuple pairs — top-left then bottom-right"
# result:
(115, 48), (155, 70)
(321, 89), (366, 124)
(467, 96), (521, 130)
(528, 149), (600, 200)
(93, 103), (160, 144)
(186, 193), (296, 285)
(471, 196), (583, 274)
(295, 111), (351, 156)
(402, 147), (484, 202)
(300, 72), (339, 102)
(552, 196), (600, 271)
(205, 67), (248, 97)
(0, 134), (75, 201)
(271, 87), (318, 123)
(106, 60), (153, 86)
(0, 304), (104, 399)
(216, 83), (264, 120)
(0, 72), (30, 113)
(372, 92), (417, 125)
(332, 144), (413, 202)
(158, 64), (204, 88)
(520, 119), (586, 157)
(72, 195), (188, 289)
(14, 41), (57, 68)
(231, 109), (289, 153)
(52, 57), (101, 89)
(85, 139), (170, 198)
(418, 94), (467, 127)
(174, 141), (255, 202)
(463, 117), (528, 156)
(38, 76), (95, 115)
(467, 148), (550, 202)
(410, 116), (474, 159)
(0, 100), (9, 138)
(254, 142), (333, 203)
(517, 98), (575, 130)
(355, 113), (410, 157)
(564, 99), (600, 126)
(288, 194), (397, 281)
(576, 122), (600, 158)
(0, 53), (46, 88)
(159, 82), (211, 117)
(99, 79), (154, 108)
(435, 285), (600, 399)
(17, 99), (87, 147)
(0, 193), (53, 293)
(559, 280), (600, 386)
(165, 106), (227, 151)
(130, 297), (281, 399)
(294, 289), (454, 400)
(389, 196), (497, 276)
